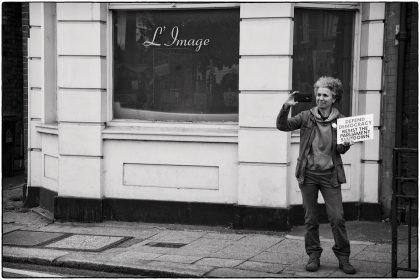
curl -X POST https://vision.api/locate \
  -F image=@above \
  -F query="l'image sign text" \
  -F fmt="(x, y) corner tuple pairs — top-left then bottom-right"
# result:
(143, 26), (210, 52)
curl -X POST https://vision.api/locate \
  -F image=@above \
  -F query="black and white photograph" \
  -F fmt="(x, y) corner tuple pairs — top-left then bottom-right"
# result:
(2, 1), (418, 278)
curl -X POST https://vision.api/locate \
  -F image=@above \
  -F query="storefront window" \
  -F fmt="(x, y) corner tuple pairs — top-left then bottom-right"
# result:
(113, 9), (240, 122)
(292, 8), (354, 116)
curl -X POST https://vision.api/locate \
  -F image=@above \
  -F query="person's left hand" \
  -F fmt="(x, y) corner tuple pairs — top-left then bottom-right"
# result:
(343, 140), (354, 147)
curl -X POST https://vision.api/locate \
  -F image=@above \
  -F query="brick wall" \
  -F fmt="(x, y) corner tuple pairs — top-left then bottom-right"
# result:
(2, 3), (23, 117)
(2, 2), (25, 176)
(22, 3), (29, 175)
(381, 3), (418, 219)
(402, 2), (418, 149)
(381, 3), (400, 218)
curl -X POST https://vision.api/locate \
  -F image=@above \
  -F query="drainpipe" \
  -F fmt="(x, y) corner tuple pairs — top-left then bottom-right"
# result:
(395, 2), (408, 148)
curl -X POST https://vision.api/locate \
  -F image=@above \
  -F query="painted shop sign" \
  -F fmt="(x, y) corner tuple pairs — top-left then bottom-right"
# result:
(143, 26), (210, 52)
(337, 114), (374, 144)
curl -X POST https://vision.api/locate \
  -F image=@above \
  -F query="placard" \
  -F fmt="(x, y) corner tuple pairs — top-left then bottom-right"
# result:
(337, 114), (374, 144)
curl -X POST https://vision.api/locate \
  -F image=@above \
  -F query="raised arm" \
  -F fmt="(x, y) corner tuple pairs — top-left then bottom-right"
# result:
(276, 91), (303, 131)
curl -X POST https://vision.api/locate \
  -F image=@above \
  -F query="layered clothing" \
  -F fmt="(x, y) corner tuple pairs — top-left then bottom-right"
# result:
(277, 104), (352, 258)
(276, 104), (350, 187)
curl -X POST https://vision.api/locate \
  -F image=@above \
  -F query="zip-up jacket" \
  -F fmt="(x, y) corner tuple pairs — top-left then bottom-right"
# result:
(276, 104), (350, 187)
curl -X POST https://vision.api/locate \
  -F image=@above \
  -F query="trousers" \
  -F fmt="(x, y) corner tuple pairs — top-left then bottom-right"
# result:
(299, 168), (350, 258)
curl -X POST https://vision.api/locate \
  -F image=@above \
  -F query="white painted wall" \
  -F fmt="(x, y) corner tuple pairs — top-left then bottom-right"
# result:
(103, 140), (238, 204)
(28, 3), (43, 188)
(56, 3), (107, 199)
(41, 133), (59, 192)
(359, 2), (385, 203)
(238, 3), (294, 208)
(27, 2), (384, 209)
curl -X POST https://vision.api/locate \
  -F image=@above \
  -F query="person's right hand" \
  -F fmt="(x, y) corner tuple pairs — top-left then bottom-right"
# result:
(285, 91), (299, 106)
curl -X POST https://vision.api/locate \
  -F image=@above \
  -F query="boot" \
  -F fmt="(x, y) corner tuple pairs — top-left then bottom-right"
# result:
(338, 256), (356, 274)
(305, 255), (320, 272)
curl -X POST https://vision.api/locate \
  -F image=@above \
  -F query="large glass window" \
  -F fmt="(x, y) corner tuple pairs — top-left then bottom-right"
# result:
(113, 9), (240, 122)
(292, 8), (354, 116)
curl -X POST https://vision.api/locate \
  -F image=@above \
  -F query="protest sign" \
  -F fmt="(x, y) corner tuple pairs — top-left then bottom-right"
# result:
(337, 114), (374, 145)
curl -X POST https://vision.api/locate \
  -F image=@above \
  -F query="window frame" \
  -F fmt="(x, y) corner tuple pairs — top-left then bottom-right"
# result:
(291, 3), (361, 121)
(106, 3), (241, 124)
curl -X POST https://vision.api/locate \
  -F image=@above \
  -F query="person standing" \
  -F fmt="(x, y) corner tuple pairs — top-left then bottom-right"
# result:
(277, 76), (356, 274)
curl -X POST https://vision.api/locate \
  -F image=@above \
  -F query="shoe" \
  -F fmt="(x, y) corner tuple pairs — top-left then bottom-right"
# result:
(305, 255), (320, 272)
(338, 256), (356, 274)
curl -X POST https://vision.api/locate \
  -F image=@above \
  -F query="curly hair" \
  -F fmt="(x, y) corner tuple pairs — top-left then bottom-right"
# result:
(313, 76), (343, 104)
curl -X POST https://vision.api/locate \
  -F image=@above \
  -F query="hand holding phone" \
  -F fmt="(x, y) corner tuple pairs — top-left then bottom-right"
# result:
(285, 91), (299, 106)
(294, 91), (313, 102)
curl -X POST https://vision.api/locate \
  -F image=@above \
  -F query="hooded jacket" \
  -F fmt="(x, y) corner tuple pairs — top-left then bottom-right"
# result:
(276, 104), (350, 187)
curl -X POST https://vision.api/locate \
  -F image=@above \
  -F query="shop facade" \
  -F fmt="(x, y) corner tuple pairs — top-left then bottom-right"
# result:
(27, 2), (390, 230)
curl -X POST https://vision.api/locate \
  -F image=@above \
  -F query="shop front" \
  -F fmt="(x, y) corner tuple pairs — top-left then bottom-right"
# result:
(27, 2), (384, 230)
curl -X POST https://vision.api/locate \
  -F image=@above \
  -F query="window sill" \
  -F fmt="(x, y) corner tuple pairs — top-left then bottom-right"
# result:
(103, 120), (239, 143)
(35, 123), (59, 135)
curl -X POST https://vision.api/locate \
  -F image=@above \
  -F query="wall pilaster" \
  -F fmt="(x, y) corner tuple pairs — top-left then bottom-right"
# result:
(237, 3), (294, 208)
(56, 3), (107, 199)
(359, 3), (385, 203)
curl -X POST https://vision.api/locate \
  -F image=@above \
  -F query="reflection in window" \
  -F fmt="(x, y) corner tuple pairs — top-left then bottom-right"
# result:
(292, 9), (354, 116)
(113, 9), (240, 122)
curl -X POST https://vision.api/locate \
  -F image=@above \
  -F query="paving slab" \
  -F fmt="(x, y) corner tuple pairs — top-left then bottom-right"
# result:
(55, 251), (116, 266)
(398, 258), (418, 270)
(194, 257), (244, 267)
(3, 211), (51, 227)
(289, 221), (394, 244)
(3, 224), (25, 234)
(110, 238), (145, 249)
(319, 241), (368, 255)
(394, 270), (418, 278)
(54, 251), (152, 274)
(3, 246), (69, 264)
(210, 244), (267, 260)
(236, 261), (285, 273)
(365, 243), (393, 253)
(266, 238), (306, 253)
(145, 260), (214, 277)
(45, 234), (128, 252)
(346, 259), (391, 276)
(351, 249), (391, 263)
(203, 232), (245, 241)
(250, 251), (305, 265)
(3, 230), (68, 247)
(175, 238), (233, 257)
(113, 251), (162, 261)
(328, 270), (381, 278)
(126, 242), (177, 254)
(347, 243), (369, 255)
(206, 267), (286, 278)
(234, 235), (284, 248)
(147, 230), (206, 243)
(370, 243), (415, 256)
(39, 224), (159, 239)
(154, 254), (203, 264)
(284, 261), (338, 277)
(398, 246), (417, 260)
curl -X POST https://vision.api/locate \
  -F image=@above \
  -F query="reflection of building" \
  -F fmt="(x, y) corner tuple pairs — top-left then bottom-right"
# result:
(24, 3), (418, 229)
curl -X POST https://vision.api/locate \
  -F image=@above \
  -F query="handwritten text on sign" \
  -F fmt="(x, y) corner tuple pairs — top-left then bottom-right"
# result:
(337, 114), (374, 144)
(143, 26), (210, 52)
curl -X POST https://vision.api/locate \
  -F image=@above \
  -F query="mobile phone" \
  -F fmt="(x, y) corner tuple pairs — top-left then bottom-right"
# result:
(294, 92), (313, 102)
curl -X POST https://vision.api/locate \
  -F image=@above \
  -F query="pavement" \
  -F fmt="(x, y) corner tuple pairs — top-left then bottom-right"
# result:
(2, 174), (419, 278)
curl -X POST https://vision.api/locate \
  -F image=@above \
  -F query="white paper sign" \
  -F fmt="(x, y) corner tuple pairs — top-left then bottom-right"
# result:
(337, 114), (374, 144)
